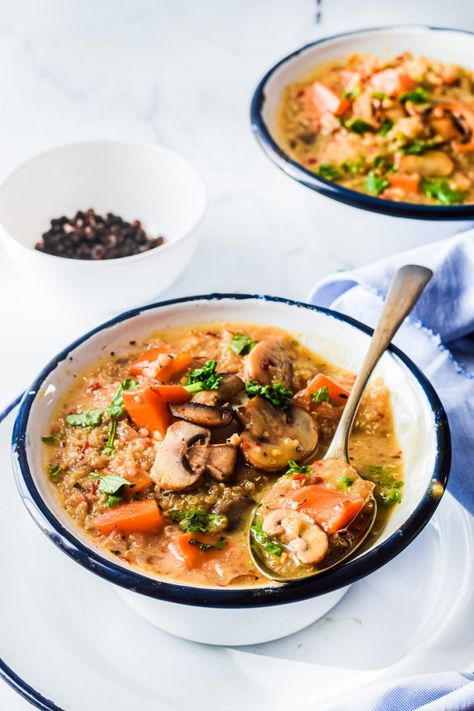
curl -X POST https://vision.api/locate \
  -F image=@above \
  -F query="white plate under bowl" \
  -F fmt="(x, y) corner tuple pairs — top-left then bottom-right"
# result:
(2, 400), (473, 710)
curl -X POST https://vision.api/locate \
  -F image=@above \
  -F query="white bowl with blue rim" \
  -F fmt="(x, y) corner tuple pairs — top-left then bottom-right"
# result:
(0, 141), (207, 313)
(11, 294), (450, 646)
(250, 25), (474, 268)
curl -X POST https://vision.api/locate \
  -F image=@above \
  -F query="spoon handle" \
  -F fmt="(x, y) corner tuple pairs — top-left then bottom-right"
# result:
(324, 264), (433, 462)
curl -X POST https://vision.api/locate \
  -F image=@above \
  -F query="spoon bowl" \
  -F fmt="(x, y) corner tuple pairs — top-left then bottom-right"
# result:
(249, 264), (433, 583)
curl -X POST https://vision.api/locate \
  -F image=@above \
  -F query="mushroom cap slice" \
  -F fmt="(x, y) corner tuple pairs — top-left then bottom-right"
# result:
(244, 337), (294, 388)
(187, 443), (238, 482)
(169, 401), (234, 428)
(192, 374), (244, 407)
(150, 421), (210, 491)
(238, 396), (318, 472)
(262, 508), (329, 565)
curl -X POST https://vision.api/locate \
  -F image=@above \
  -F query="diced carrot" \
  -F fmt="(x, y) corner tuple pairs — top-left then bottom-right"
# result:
(124, 470), (154, 496)
(290, 485), (364, 534)
(176, 532), (224, 569)
(122, 388), (171, 437)
(95, 499), (164, 536)
(129, 346), (168, 375)
(306, 81), (350, 117)
(152, 385), (192, 404)
(154, 352), (193, 383)
(299, 373), (350, 406)
(389, 172), (420, 193)
(370, 68), (416, 97)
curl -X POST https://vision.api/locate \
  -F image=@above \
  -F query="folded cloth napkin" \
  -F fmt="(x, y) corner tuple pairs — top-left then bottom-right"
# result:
(309, 231), (474, 711)
(309, 231), (474, 515)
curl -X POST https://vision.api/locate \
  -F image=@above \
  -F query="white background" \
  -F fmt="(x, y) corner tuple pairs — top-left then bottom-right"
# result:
(1, 1), (473, 708)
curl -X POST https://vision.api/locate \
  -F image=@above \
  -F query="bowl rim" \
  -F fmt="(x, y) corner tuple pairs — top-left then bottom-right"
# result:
(250, 24), (474, 220)
(12, 293), (451, 609)
(0, 139), (207, 267)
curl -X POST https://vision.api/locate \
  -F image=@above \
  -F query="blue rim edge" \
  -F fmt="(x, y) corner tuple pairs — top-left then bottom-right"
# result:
(11, 293), (451, 610)
(250, 24), (474, 221)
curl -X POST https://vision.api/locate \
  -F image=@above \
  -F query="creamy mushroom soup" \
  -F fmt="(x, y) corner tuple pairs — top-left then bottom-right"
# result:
(42, 323), (404, 586)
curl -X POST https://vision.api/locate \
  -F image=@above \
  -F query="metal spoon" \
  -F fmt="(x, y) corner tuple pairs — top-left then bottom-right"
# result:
(249, 264), (433, 583)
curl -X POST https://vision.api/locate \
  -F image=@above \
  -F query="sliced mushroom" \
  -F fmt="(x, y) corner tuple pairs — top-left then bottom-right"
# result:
(187, 443), (238, 481)
(398, 150), (454, 177)
(150, 421), (210, 491)
(244, 337), (294, 388)
(238, 396), (318, 472)
(213, 495), (253, 529)
(169, 401), (233, 428)
(191, 374), (244, 407)
(262, 508), (329, 565)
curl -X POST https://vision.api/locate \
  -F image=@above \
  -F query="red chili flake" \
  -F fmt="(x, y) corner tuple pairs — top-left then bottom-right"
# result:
(297, 89), (305, 98)
(82, 440), (90, 452)
(242, 442), (250, 451)
(118, 555), (129, 563)
(307, 157), (317, 165)
(292, 473), (306, 481)
(313, 460), (324, 468)
(86, 381), (102, 393)
(90, 480), (98, 496)
(309, 475), (323, 485)
(206, 331), (218, 337)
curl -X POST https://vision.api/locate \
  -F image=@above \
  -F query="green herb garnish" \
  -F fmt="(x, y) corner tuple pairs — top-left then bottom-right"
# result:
(400, 139), (432, 155)
(311, 385), (336, 405)
(66, 409), (103, 428)
(372, 91), (389, 100)
(170, 508), (227, 533)
(346, 118), (373, 135)
(343, 86), (361, 100)
(48, 464), (62, 479)
(317, 163), (342, 181)
(229, 334), (256, 356)
(366, 171), (389, 196)
(188, 536), (228, 551)
(341, 156), (366, 175)
(250, 522), (282, 557)
(365, 464), (404, 508)
(41, 434), (62, 444)
(103, 379), (139, 455)
(399, 87), (430, 104)
(245, 380), (293, 411)
(337, 474), (354, 490)
(421, 177), (464, 205)
(184, 360), (223, 394)
(285, 460), (310, 476)
(90, 472), (134, 507)
(378, 119), (394, 136)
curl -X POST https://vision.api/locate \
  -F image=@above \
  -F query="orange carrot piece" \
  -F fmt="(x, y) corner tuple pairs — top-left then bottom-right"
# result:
(95, 500), (163, 536)
(301, 373), (350, 406)
(129, 346), (168, 375)
(291, 485), (364, 535)
(370, 68), (416, 97)
(176, 532), (225, 569)
(124, 470), (154, 496)
(306, 81), (350, 117)
(155, 352), (193, 383)
(389, 172), (420, 193)
(122, 388), (171, 437)
(152, 385), (192, 404)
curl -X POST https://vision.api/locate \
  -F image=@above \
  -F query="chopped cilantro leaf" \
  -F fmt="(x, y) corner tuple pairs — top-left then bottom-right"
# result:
(285, 460), (310, 476)
(89, 472), (134, 507)
(343, 86), (361, 100)
(170, 508), (227, 533)
(311, 385), (336, 405)
(378, 119), (394, 136)
(341, 156), (366, 175)
(48, 464), (62, 479)
(184, 360), (223, 394)
(66, 409), (103, 427)
(421, 177), (464, 205)
(41, 434), (62, 444)
(245, 380), (293, 410)
(366, 171), (389, 196)
(337, 474), (354, 490)
(188, 535), (228, 551)
(250, 522), (282, 557)
(317, 163), (342, 181)
(103, 379), (139, 455)
(229, 333), (256, 356)
(346, 118), (373, 135)
(372, 91), (389, 100)
(400, 139), (433, 155)
(399, 87), (430, 104)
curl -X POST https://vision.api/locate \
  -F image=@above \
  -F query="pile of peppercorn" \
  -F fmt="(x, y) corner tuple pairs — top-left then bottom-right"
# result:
(35, 209), (165, 260)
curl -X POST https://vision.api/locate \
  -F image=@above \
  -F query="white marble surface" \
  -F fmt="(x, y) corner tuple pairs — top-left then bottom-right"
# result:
(0, 1), (472, 708)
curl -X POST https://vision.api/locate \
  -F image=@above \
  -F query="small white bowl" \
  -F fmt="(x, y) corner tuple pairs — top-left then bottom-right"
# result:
(12, 295), (450, 646)
(0, 141), (206, 312)
(251, 26), (474, 267)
